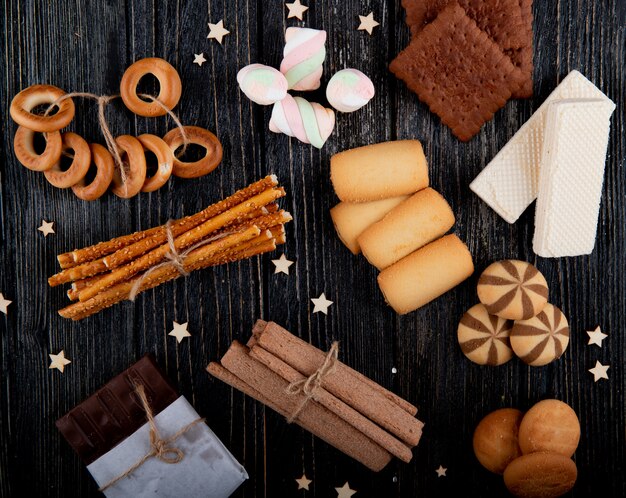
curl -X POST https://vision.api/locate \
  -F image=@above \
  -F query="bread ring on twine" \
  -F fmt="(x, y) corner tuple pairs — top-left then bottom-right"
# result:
(13, 126), (62, 171)
(137, 134), (174, 192)
(111, 135), (147, 198)
(10, 84), (75, 132)
(163, 125), (222, 179)
(120, 58), (182, 117)
(72, 143), (115, 201)
(43, 132), (91, 188)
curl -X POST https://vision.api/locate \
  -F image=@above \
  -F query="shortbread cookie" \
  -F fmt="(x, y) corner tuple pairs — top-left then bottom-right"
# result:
(378, 234), (474, 315)
(458, 304), (513, 366)
(510, 304), (570, 366)
(503, 452), (577, 498)
(532, 99), (616, 257)
(359, 188), (455, 270)
(477, 260), (548, 320)
(389, 4), (525, 141)
(518, 400), (580, 457)
(470, 70), (614, 223)
(330, 140), (429, 202)
(330, 196), (409, 254)
(473, 408), (523, 474)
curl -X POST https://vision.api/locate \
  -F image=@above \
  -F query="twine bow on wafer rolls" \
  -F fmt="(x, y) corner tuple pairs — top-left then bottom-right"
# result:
(49, 176), (291, 320)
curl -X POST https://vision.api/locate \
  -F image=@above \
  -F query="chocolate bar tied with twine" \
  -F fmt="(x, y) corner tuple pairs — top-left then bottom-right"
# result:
(207, 320), (424, 471)
(56, 355), (248, 497)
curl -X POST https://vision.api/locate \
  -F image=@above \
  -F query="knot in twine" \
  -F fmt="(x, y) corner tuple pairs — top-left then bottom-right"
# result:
(128, 220), (232, 301)
(98, 383), (205, 492)
(285, 341), (339, 423)
(44, 92), (188, 196)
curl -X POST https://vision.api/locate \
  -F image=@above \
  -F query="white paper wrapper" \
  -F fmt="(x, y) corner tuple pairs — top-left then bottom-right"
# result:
(87, 396), (247, 497)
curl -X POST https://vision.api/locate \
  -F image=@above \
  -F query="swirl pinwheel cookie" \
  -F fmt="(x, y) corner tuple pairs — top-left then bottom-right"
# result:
(510, 303), (570, 366)
(477, 260), (548, 320)
(457, 304), (513, 366)
(279, 27), (327, 91)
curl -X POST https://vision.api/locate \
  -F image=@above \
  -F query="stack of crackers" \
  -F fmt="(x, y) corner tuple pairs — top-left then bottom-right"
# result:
(390, 1), (534, 141)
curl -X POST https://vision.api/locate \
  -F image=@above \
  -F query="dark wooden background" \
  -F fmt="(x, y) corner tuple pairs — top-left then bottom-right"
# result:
(1, 1), (624, 496)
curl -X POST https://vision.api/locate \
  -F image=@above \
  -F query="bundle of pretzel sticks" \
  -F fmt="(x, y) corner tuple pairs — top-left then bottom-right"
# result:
(49, 176), (290, 320)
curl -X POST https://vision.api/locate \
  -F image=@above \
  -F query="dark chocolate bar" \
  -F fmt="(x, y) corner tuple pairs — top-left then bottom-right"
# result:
(56, 355), (178, 464)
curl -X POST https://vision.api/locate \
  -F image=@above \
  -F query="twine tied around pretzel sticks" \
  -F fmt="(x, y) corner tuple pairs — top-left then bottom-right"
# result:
(128, 220), (232, 301)
(98, 383), (205, 492)
(43, 92), (189, 196)
(284, 341), (339, 423)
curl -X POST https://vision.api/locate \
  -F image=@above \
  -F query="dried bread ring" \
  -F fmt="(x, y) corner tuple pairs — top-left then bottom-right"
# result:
(137, 134), (174, 192)
(72, 144), (115, 201)
(44, 132), (91, 188)
(120, 58), (182, 117)
(164, 125), (222, 179)
(13, 126), (62, 171)
(10, 84), (75, 132)
(111, 135), (147, 199)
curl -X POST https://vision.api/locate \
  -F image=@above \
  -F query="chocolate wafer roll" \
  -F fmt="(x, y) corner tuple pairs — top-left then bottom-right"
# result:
(510, 303), (570, 366)
(477, 260), (548, 320)
(457, 304), (513, 366)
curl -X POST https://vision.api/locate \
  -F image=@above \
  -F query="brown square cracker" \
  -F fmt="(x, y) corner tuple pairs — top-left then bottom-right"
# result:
(402, 0), (528, 51)
(390, 3), (526, 142)
(509, 0), (534, 98)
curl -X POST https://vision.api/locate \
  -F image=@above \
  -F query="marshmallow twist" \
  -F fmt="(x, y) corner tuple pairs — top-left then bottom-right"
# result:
(280, 27), (327, 91)
(326, 68), (375, 113)
(269, 94), (335, 149)
(237, 64), (288, 106)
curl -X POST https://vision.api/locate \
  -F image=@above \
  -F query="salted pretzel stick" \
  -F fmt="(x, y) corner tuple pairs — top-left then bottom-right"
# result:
(78, 188), (285, 301)
(66, 236), (280, 321)
(56, 175), (279, 268)
(59, 226), (272, 320)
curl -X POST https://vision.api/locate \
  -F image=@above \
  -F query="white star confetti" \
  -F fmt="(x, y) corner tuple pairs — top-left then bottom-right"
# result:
(311, 293), (333, 314)
(587, 326), (608, 347)
(286, 0), (308, 20)
(588, 360), (609, 382)
(435, 465), (447, 477)
(38, 220), (55, 237)
(295, 473), (312, 490)
(193, 53), (207, 66)
(0, 293), (12, 315)
(272, 254), (294, 275)
(49, 351), (71, 373)
(358, 12), (379, 35)
(335, 482), (356, 498)
(169, 321), (191, 343)
(208, 20), (230, 44)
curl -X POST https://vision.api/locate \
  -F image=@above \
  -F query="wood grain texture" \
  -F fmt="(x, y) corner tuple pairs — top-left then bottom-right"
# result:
(0, 0), (624, 496)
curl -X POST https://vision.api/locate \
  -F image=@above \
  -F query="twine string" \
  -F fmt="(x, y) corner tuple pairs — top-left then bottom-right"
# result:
(98, 383), (205, 492)
(285, 341), (339, 423)
(128, 221), (233, 302)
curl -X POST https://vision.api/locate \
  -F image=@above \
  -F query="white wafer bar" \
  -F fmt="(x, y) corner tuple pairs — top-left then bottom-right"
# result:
(532, 99), (616, 257)
(470, 71), (613, 223)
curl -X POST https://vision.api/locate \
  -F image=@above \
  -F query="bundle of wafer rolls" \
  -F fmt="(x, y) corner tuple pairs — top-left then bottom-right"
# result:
(330, 140), (474, 314)
(49, 176), (291, 320)
(207, 320), (424, 471)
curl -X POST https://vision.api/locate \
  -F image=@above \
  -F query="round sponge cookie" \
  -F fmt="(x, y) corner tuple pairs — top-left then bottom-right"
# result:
(518, 399), (580, 457)
(473, 408), (523, 474)
(503, 452), (577, 498)
(477, 260), (549, 320)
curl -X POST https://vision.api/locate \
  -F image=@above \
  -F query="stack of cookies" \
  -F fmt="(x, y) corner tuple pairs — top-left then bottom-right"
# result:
(457, 260), (570, 367)
(390, 1), (534, 141)
(473, 400), (580, 497)
(330, 140), (474, 315)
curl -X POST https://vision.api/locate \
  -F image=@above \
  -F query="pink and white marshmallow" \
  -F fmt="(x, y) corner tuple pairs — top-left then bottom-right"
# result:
(326, 69), (375, 113)
(237, 64), (288, 106)
(279, 27), (327, 91)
